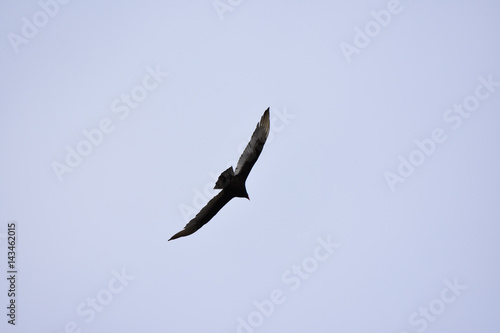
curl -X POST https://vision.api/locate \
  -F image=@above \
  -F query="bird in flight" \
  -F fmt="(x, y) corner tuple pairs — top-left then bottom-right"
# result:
(169, 108), (270, 241)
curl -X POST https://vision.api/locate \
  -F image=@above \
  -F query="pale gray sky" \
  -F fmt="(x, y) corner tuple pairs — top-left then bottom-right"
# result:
(1, 1), (499, 332)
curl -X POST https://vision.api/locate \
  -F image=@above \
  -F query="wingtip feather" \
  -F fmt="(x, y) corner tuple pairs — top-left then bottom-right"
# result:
(168, 228), (194, 241)
(261, 108), (270, 136)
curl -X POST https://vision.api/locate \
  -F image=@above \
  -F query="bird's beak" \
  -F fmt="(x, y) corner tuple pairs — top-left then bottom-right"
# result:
(246, 195), (250, 200)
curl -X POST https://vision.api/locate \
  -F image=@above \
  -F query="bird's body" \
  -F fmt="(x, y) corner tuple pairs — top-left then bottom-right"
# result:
(169, 108), (270, 241)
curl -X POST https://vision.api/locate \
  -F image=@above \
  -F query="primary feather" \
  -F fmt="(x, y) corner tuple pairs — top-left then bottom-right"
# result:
(235, 109), (270, 178)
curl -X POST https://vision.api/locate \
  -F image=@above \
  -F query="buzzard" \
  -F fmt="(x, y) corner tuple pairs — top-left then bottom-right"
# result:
(169, 108), (270, 241)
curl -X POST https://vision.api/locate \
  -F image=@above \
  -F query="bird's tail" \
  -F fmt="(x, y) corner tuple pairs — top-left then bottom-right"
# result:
(214, 166), (234, 189)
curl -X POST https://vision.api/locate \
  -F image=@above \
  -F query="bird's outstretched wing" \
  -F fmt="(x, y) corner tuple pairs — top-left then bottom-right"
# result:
(234, 108), (270, 179)
(169, 190), (233, 241)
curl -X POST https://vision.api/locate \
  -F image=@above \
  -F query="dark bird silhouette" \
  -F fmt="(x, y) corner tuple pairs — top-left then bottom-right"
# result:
(169, 108), (270, 241)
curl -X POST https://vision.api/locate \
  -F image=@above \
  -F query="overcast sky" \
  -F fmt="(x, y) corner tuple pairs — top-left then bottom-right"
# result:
(1, 1), (499, 332)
